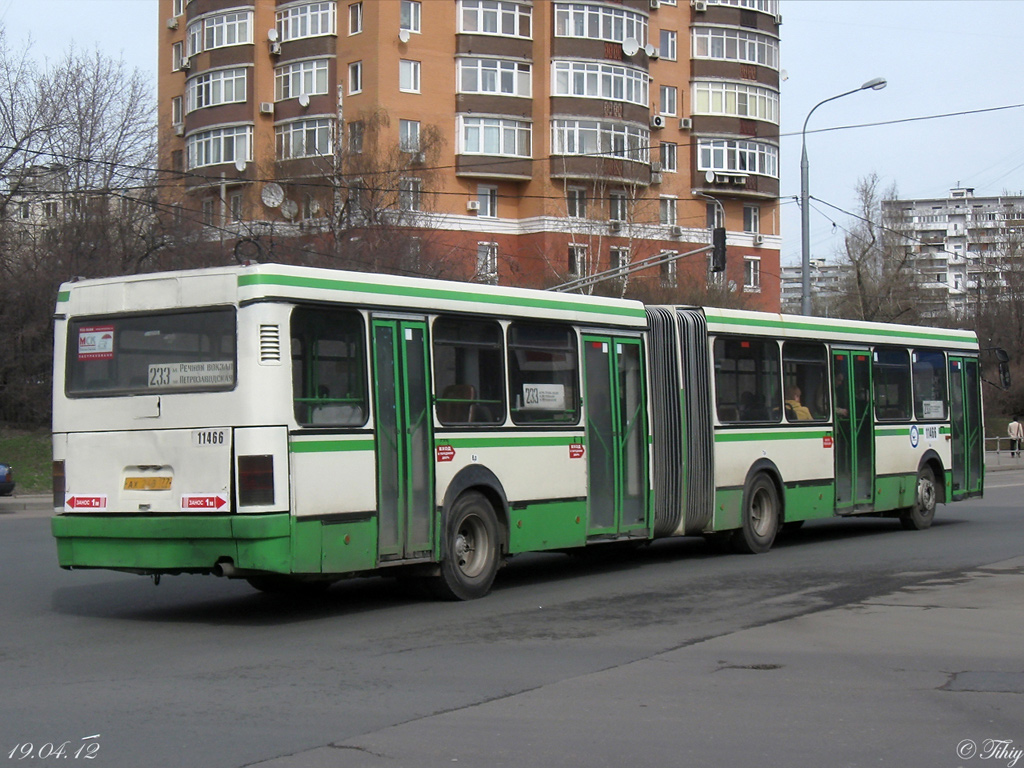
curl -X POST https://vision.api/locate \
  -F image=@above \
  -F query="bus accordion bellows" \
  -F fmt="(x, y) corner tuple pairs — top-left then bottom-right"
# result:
(51, 264), (987, 599)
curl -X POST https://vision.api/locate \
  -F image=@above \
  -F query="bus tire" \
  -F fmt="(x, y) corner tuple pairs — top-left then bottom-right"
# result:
(900, 465), (937, 531)
(431, 491), (502, 601)
(732, 473), (779, 554)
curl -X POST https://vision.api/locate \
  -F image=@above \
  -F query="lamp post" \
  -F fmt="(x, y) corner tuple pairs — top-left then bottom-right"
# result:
(800, 77), (887, 315)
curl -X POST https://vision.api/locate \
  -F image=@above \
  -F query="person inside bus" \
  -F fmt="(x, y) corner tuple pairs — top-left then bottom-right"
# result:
(785, 386), (812, 420)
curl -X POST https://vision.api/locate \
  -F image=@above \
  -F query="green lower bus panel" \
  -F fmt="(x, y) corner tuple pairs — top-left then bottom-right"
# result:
(782, 482), (835, 522)
(507, 500), (587, 553)
(319, 518), (378, 575)
(873, 474), (912, 513)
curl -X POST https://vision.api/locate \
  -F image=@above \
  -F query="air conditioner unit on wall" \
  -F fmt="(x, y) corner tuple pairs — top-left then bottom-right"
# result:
(650, 172), (663, 185)
(650, 114), (666, 129)
(270, 41), (282, 56)
(754, 234), (765, 245)
(679, 117), (693, 130)
(670, 225), (683, 237)
(260, 102), (275, 115)
(179, 57), (191, 70)
(174, 124), (185, 136)
(610, 220), (622, 233)
(692, 0), (708, 10)
(650, 0), (661, 9)
(166, 18), (179, 30)
(467, 200), (480, 212)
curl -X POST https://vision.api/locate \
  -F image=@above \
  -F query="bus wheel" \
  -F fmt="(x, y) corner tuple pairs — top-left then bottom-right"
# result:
(900, 466), (937, 531)
(431, 491), (502, 601)
(732, 473), (779, 554)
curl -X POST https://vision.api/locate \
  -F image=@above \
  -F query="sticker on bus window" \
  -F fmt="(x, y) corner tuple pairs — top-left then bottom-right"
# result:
(78, 326), (115, 360)
(522, 383), (565, 411)
(920, 400), (944, 419)
(147, 361), (234, 388)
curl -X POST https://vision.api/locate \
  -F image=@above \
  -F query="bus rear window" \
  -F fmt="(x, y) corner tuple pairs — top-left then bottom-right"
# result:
(66, 309), (236, 396)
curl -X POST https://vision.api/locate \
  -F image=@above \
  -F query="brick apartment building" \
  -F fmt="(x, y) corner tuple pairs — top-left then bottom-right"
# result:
(158, 0), (780, 306)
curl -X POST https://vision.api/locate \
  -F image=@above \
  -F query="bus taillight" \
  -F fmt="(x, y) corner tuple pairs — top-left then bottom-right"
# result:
(238, 455), (274, 506)
(52, 461), (66, 510)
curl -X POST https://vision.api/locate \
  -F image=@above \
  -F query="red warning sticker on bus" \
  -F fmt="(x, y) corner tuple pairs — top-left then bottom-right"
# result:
(436, 445), (455, 462)
(569, 443), (585, 459)
(823, 435), (833, 449)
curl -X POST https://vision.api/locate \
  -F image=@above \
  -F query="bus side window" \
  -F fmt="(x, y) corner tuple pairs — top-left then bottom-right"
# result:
(432, 317), (505, 426)
(873, 347), (912, 422)
(782, 341), (829, 422)
(291, 308), (368, 427)
(507, 322), (580, 425)
(713, 336), (781, 424)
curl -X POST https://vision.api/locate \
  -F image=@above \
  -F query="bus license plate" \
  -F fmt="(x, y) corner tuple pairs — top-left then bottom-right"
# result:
(124, 477), (173, 491)
(192, 429), (227, 447)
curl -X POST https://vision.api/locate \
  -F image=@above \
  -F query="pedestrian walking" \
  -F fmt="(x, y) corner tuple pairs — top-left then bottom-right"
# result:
(1009, 416), (1023, 458)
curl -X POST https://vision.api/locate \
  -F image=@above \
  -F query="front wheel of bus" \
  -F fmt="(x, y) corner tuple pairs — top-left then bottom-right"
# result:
(432, 491), (502, 601)
(900, 465), (937, 531)
(732, 473), (779, 554)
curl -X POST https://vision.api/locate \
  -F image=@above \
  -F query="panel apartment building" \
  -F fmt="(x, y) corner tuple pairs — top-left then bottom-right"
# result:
(158, 0), (781, 305)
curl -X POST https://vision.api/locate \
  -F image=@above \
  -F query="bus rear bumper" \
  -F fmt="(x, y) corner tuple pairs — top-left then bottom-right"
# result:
(51, 513), (292, 575)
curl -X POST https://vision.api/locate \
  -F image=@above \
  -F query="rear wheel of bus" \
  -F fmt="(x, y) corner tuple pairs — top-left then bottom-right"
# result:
(899, 465), (937, 531)
(732, 472), (780, 554)
(431, 491), (502, 600)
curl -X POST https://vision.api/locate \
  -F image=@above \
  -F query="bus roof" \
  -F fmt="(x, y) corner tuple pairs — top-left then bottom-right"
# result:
(695, 306), (979, 351)
(56, 264), (648, 327)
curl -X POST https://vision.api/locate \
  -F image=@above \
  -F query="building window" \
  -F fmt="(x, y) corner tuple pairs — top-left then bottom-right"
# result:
(171, 96), (183, 126)
(172, 42), (184, 71)
(460, 0), (532, 39)
(698, 138), (778, 179)
(348, 61), (363, 94)
(348, 2), (362, 34)
(186, 125), (253, 169)
(348, 120), (363, 153)
(693, 80), (779, 123)
(566, 187), (586, 218)
(707, 202), (723, 228)
(659, 142), (677, 172)
(661, 257), (677, 287)
(692, 26), (779, 69)
(18, 202), (29, 219)
(744, 205), (760, 233)
(476, 242), (498, 283)
(458, 58), (531, 98)
(568, 244), (586, 276)
(186, 22), (203, 57)
(744, 256), (761, 292)
(173, 0), (185, 16)
(610, 191), (627, 222)
(401, 0), (422, 32)
(659, 30), (677, 60)
(277, 2), (337, 42)
(660, 196), (677, 226)
(553, 3), (646, 45)
(276, 119), (333, 159)
(399, 178), (422, 211)
(188, 67), (248, 112)
(477, 185), (498, 218)
(551, 119), (649, 163)
(551, 61), (649, 107)
(460, 117), (531, 157)
(202, 198), (215, 226)
(611, 246), (630, 275)
(230, 192), (243, 222)
(203, 11), (252, 51)
(399, 119), (420, 152)
(399, 59), (421, 92)
(660, 85), (677, 116)
(275, 59), (330, 101)
(43, 201), (58, 218)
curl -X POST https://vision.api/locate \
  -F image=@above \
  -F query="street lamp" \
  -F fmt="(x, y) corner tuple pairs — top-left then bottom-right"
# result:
(800, 77), (887, 315)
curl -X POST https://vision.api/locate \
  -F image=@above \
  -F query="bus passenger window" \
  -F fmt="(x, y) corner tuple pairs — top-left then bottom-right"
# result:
(913, 349), (947, 420)
(873, 347), (912, 421)
(508, 323), (580, 425)
(782, 341), (829, 422)
(713, 336), (781, 424)
(291, 308), (367, 427)
(433, 317), (505, 426)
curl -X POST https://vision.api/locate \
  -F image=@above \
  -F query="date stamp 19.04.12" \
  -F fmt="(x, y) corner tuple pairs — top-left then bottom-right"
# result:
(7, 735), (100, 760)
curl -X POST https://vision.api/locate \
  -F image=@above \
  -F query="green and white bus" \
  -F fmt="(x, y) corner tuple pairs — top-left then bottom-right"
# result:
(51, 264), (986, 598)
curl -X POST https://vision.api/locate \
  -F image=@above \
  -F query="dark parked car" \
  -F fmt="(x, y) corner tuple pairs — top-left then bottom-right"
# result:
(0, 463), (14, 496)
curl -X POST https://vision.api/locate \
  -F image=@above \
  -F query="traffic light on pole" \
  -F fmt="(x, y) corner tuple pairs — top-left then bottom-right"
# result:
(711, 227), (726, 272)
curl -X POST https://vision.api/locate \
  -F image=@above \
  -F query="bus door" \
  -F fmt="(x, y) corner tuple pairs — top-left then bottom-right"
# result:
(372, 318), (434, 562)
(833, 349), (874, 513)
(582, 336), (649, 538)
(949, 355), (983, 498)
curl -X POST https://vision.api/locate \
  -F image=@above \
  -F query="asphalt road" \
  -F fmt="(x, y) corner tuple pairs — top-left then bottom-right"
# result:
(2, 471), (1023, 768)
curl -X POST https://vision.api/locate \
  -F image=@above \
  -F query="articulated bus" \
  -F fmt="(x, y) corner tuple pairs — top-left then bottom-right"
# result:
(51, 264), (985, 599)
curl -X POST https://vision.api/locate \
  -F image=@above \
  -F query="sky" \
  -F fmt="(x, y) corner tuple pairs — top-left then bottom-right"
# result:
(2, 0), (1023, 268)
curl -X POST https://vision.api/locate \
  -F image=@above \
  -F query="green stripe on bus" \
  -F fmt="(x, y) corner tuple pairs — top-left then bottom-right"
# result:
(57, 291), (70, 303)
(715, 430), (832, 443)
(290, 439), (375, 453)
(239, 273), (647, 319)
(440, 435), (582, 449)
(707, 314), (975, 345)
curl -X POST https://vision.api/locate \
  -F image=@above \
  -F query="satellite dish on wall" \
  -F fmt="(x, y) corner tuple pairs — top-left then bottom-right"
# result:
(261, 183), (284, 209)
(267, 29), (279, 42)
(398, 28), (411, 43)
(622, 37), (639, 56)
(281, 200), (299, 220)
(298, 93), (310, 108)
(644, 43), (656, 57)
(705, 170), (716, 184)
(234, 158), (247, 173)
